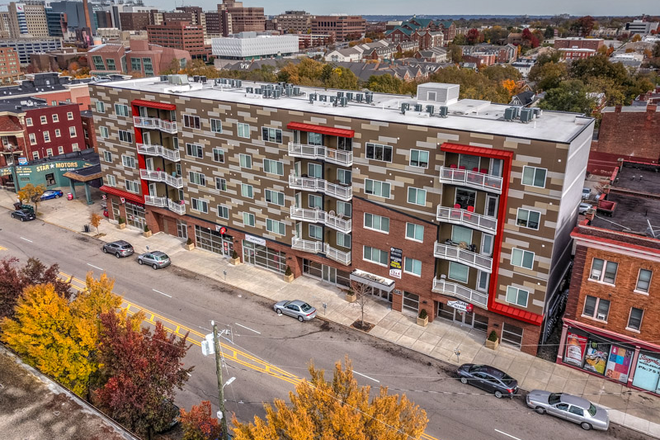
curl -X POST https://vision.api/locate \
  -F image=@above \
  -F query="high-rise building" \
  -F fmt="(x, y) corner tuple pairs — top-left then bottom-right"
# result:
(48, 1), (96, 32)
(0, 12), (13, 38)
(273, 10), (313, 34)
(119, 12), (152, 31)
(147, 21), (210, 60)
(311, 15), (366, 41)
(45, 8), (66, 37)
(7, 2), (49, 38)
(217, 0), (265, 36)
(205, 12), (221, 37)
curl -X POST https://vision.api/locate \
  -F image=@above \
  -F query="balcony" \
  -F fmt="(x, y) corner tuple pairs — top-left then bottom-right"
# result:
(290, 206), (352, 233)
(432, 278), (488, 308)
(439, 166), (503, 194)
(288, 175), (352, 201)
(137, 143), (180, 162)
(288, 142), (353, 167)
(133, 116), (178, 134)
(292, 237), (323, 254)
(433, 241), (493, 273)
(324, 243), (351, 266)
(167, 199), (186, 215)
(436, 206), (497, 235)
(139, 169), (184, 189)
(144, 195), (167, 208)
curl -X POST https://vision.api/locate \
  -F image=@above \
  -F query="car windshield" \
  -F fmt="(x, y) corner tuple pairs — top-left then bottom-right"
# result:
(548, 393), (562, 405)
(588, 403), (597, 417)
(300, 303), (313, 312)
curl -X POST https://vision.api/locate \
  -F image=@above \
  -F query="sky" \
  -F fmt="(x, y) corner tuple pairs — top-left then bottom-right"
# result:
(159, 0), (660, 17)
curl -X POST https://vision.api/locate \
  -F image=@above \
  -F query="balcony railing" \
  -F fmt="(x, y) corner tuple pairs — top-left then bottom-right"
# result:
(288, 175), (352, 201)
(432, 278), (488, 308)
(144, 195), (167, 208)
(139, 169), (183, 189)
(433, 241), (493, 273)
(292, 237), (323, 254)
(324, 243), (351, 266)
(167, 199), (186, 215)
(439, 166), (503, 194)
(290, 206), (352, 233)
(137, 143), (181, 162)
(133, 116), (178, 134)
(436, 206), (498, 235)
(288, 142), (353, 167)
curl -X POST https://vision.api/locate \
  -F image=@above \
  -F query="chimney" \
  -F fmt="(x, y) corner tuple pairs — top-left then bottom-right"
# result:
(83, 0), (93, 36)
(614, 104), (622, 113)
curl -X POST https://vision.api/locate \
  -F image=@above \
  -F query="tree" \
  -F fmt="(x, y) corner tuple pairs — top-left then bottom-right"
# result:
(90, 212), (102, 234)
(632, 34), (642, 42)
(17, 183), (45, 214)
(544, 26), (555, 39)
(521, 28), (540, 48)
(528, 60), (568, 91)
(452, 34), (467, 45)
(538, 80), (596, 115)
(570, 16), (596, 37)
(447, 44), (463, 63)
(366, 74), (404, 94)
(233, 357), (428, 440)
(180, 401), (222, 440)
(466, 28), (482, 45)
(351, 281), (373, 330)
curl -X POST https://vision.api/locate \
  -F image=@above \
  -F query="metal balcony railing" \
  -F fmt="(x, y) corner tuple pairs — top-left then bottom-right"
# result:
(139, 169), (183, 189)
(290, 206), (352, 233)
(167, 199), (186, 215)
(137, 143), (180, 162)
(288, 175), (352, 201)
(433, 241), (493, 273)
(133, 116), (178, 134)
(436, 206), (498, 235)
(439, 166), (503, 194)
(432, 278), (488, 307)
(288, 142), (353, 167)
(144, 195), (167, 207)
(324, 243), (351, 266)
(291, 237), (323, 254)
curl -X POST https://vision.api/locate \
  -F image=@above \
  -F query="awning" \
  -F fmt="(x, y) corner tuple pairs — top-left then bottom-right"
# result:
(490, 301), (543, 326)
(131, 99), (176, 111)
(99, 185), (144, 204)
(287, 122), (354, 138)
(564, 318), (660, 352)
(441, 142), (513, 160)
(350, 269), (395, 293)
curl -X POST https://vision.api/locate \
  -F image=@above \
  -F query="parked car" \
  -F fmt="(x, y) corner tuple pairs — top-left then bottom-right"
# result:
(456, 364), (518, 398)
(137, 251), (171, 270)
(582, 187), (591, 199)
(102, 240), (134, 258)
(11, 208), (36, 222)
(526, 390), (609, 431)
(273, 300), (317, 322)
(40, 190), (64, 200)
(578, 202), (592, 215)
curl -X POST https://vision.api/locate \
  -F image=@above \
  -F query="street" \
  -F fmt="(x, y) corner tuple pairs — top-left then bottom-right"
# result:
(0, 215), (649, 440)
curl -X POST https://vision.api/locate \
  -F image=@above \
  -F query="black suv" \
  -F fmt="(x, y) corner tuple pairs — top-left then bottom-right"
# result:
(102, 240), (135, 258)
(11, 208), (36, 222)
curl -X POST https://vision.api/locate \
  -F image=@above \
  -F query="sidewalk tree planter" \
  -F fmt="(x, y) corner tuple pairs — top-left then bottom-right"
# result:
(485, 330), (500, 350)
(417, 309), (429, 327)
(283, 266), (294, 283)
(345, 289), (356, 303)
(117, 216), (126, 230)
(184, 237), (194, 251)
(143, 225), (152, 238)
(229, 249), (241, 265)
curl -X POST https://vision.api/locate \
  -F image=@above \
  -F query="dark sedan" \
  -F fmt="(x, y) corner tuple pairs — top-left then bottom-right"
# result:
(457, 364), (518, 399)
(11, 208), (36, 222)
(40, 190), (64, 200)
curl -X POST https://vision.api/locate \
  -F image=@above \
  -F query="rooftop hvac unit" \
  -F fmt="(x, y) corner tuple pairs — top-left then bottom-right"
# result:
(309, 94), (315, 103)
(293, 86), (301, 96)
(330, 96), (337, 103)
(337, 91), (344, 98)
(532, 107), (542, 117)
(264, 89), (272, 98)
(311, 93), (318, 101)
(236, 80), (242, 87)
(439, 106), (448, 118)
(160, 75), (168, 81)
(286, 85), (293, 96)
(220, 78), (228, 84)
(346, 92), (354, 100)
(200, 76), (207, 83)
(365, 92), (374, 104)
(520, 108), (534, 123)
(355, 93), (364, 102)
(512, 106), (521, 118)
(319, 94), (328, 102)
(339, 97), (348, 107)
(246, 86), (254, 94)
(414, 103), (423, 112)
(426, 104), (435, 115)
(254, 88), (262, 94)
(504, 107), (516, 121)
(193, 75), (200, 82)
(274, 89), (282, 99)
(400, 103), (410, 114)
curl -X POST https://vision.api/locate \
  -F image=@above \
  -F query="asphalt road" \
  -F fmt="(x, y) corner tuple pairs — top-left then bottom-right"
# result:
(0, 215), (649, 440)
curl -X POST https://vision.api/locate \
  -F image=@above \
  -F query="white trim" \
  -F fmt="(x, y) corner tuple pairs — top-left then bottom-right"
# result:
(573, 234), (660, 262)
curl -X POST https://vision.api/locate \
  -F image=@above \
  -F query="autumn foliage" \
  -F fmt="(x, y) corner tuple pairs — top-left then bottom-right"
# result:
(181, 400), (223, 440)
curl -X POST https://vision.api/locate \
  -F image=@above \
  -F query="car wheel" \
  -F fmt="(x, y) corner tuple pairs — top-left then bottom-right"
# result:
(460, 377), (468, 384)
(20, 217), (25, 222)
(152, 263), (158, 270)
(115, 252), (121, 258)
(580, 423), (592, 431)
(297, 315), (304, 322)
(138, 259), (143, 265)
(276, 309), (282, 316)
(535, 407), (546, 415)
(494, 390), (503, 399)
(102, 247), (108, 253)
(11, 213), (16, 219)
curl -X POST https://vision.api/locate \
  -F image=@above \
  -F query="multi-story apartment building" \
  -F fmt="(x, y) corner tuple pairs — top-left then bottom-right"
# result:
(7, 1), (49, 38)
(147, 21), (210, 60)
(273, 10), (313, 34)
(559, 161), (660, 396)
(0, 48), (21, 84)
(0, 37), (62, 65)
(91, 77), (594, 355)
(311, 15), (366, 41)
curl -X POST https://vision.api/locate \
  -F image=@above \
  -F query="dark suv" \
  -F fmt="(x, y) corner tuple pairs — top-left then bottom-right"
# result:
(102, 240), (134, 258)
(457, 364), (519, 398)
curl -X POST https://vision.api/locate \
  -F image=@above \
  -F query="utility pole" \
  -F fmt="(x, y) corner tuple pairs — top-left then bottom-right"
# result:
(212, 321), (230, 440)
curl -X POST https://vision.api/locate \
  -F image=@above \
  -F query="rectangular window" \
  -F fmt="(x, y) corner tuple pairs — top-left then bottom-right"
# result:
(121, 155), (136, 168)
(52, 114), (59, 123)
(237, 122), (250, 138)
(46, 148), (53, 157)
(142, 58), (153, 76)
(636, 269), (652, 293)
(410, 149), (429, 168)
(185, 143), (203, 158)
(26, 117), (33, 126)
(267, 219), (286, 235)
(95, 101), (105, 113)
(92, 55), (105, 71)
(100, 126), (109, 138)
(125, 180), (140, 193)
(308, 194), (322, 209)
(43, 131), (50, 142)
(58, 146), (64, 155)
(69, 126), (76, 137)
(337, 168), (352, 185)
(40, 115), (47, 124)
(261, 127), (283, 143)
(210, 119), (222, 133)
(337, 232), (351, 248)
(407, 187), (427, 206)
(366, 142), (393, 162)
(215, 177), (227, 191)
(522, 166), (547, 188)
(239, 154), (252, 169)
(506, 286), (529, 307)
(243, 212), (255, 227)
(118, 130), (133, 143)
(188, 172), (206, 186)
(307, 163), (322, 178)
(72, 143), (79, 152)
(308, 224), (322, 239)
(263, 158), (284, 176)
(583, 295), (610, 321)
(265, 189), (285, 206)
(130, 57), (141, 72)
(589, 258), (618, 284)
(448, 262), (469, 283)
(511, 248), (534, 270)
(405, 223), (424, 242)
(516, 208), (541, 229)
(29, 133), (36, 145)
(67, 112), (73, 120)
(212, 148), (225, 163)
(106, 175), (116, 187)
(183, 114), (201, 129)
(627, 308), (644, 331)
(337, 201), (352, 218)
(363, 245), (388, 266)
(191, 198), (208, 213)
(106, 58), (116, 70)
(32, 151), (40, 160)
(307, 132), (322, 145)
(114, 104), (129, 117)
(404, 257), (422, 277)
(54, 129), (61, 138)
(241, 184), (254, 199)
(217, 205), (229, 219)
(103, 151), (112, 162)
(365, 179), (391, 198)
(364, 213), (390, 233)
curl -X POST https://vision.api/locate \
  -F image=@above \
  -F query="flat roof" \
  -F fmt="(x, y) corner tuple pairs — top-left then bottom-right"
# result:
(95, 77), (594, 143)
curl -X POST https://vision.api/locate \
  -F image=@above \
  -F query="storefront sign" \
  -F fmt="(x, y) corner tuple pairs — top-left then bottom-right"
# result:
(245, 234), (266, 246)
(0, 167), (12, 177)
(605, 345), (633, 383)
(18, 157), (27, 165)
(583, 340), (609, 375)
(447, 300), (470, 312)
(632, 353), (660, 393)
(564, 332), (588, 366)
(389, 247), (402, 279)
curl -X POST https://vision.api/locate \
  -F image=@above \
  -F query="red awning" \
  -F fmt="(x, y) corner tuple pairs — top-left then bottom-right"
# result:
(99, 185), (144, 204)
(441, 142), (513, 160)
(131, 99), (176, 111)
(287, 122), (354, 138)
(490, 301), (543, 326)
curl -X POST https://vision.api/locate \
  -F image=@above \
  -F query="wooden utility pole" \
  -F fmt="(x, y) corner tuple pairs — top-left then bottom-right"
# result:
(212, 321), (230, 440)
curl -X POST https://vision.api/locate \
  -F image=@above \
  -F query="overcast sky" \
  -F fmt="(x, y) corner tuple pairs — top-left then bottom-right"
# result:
(159, 0), (659, 16)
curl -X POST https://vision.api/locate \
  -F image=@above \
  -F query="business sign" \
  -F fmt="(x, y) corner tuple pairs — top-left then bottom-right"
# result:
(245, 234), (266, 246)
(18, 157), (28, 165)
(632, 353), (660, 393)
(447, 300), (471, 312)
(564, 332), (588, 366)
(389, 247), (402, 279)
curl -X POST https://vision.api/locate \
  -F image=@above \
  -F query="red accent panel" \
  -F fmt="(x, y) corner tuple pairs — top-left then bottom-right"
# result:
(131, 99), (176, 111)
(441, 143), (514, 160)
(564, 318), (660, 352)
(490, 301), (543, 326)
(100, 185), (144, 204)
(131, 103), (150, 197)
(287, 122), (354, 138)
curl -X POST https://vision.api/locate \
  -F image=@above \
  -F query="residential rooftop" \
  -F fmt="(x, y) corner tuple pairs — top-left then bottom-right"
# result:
(95, 76), (594, 143)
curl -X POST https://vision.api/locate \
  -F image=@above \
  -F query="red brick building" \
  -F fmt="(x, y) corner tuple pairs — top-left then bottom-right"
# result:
(554, 37), (604, 51)
(147, 21), (210, 60)
(0, 47), (21, 84)
(217, 0), (266, 36)
(87, 40), (193, 76)
(559, 161), (660, 395)
(558, 48), (597, 60)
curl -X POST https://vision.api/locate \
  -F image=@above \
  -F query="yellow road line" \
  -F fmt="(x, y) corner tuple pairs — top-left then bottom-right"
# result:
(0, 245), (7, 251)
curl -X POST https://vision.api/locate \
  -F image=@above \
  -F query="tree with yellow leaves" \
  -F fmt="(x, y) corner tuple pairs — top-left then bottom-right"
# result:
(17, 183), (45, 214)
(233, 357), (428, 440)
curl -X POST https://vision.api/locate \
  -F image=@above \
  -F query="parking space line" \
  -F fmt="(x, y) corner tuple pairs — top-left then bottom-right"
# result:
(20, 237), (33, 243)
(235, 323), (261, 334)
(495, 429), (522, 440)
(87, 263), (103, 271)
(152, 288), (172, 298)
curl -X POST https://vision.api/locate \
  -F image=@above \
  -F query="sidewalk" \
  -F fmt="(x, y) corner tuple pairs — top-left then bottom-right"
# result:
(3, 186), (660, 438)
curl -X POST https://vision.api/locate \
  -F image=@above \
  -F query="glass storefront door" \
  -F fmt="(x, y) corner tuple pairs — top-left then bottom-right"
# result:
(125, 202), (146, 230)
(177, 220), (188, 240)
(322, 265), (336, 284)
(195, 225), (233, 257)
(402, 292), (419, 315)
(242, 241), (286, 274)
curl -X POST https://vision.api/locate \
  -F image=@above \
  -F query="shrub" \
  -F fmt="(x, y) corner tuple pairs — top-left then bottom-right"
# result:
(231, 249), (239, 259)
(144, 225), (150, 232)
(118, 216), (125, 224)
(186, 237), (193, 245)
(284, 266), (292, 276)
(418, 309), (428, 319)
(488, 330), (498, 342)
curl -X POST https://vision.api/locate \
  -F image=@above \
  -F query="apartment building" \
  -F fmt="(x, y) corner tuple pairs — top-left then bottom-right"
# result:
(273, 10), (313, 34)
(217, 0), (265, 36)
(311, 15), (366, 41)
(147, 21), (210, 60)
(91, 77), (594, 355)
(87, 40), (192, 77)
(0, 37), (62, 65)
(7, 1), (49, 38)
(559, 161), (660, 395)
(0, 48), (21, 84)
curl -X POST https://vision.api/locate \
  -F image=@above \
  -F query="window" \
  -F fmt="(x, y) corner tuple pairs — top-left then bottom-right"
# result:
(337, 232), (351, 248)
(142, 58), (153, 76)
(263, 158), (284, 175)
(265, 189), (285, 206)
(191, 198), (208, 213)
(406, 223), (424, 242)
(125, 180), (140, 193)
(100, 127), (109, 138)
(72, 143), (79, 152)
(267, 219), (285, 235)
(337, 201), (352, 218)
(337, 168), (352, 185)
(121, 155), (136, 168)
(511, 248), (534, 270)
(522, 166), (547, 188)
(636, 269), (652, 293)
(506, 286), (529, 307)
(215, 177), (227, 191)
(363, 246), (388, 266)
(239, 154), (252, 169)
(307, 132), (322, 145)
(54, 129), (61, 138)
(106, 58), (116, 71)
(448, 262), (469, 283)
(261, 127), (283, 143)
(404, 257), (422, 277)
(517, 208), (541, 229)
(32, 151), (40, 160)
(40, 115), (47, 124)
(67, 112), (73, 120)
(52, 114), (59, 123)
(188, 171), (206, 186)
(210, 119), (222, 133)
(243, 212), (255, 227)
(308, 224), (322, 239)
(103, 151), (113, 162)
(583, 295), (610, 321)
(217, 205), (229, 219)
(410, 150), (429, 168)
(29, 133), (36, 145)
(186, 143), (203, 158)
(212, 148), (225, 163)
(407, 187), (427, 206)
(627, 308), (644, 331)
(308, 194), (322, 209)
(183, 114), (201, 129)
(241, 184), (253, 198)
(118, 130), (132, 143)
(106, 175), (116, 187)
(237, 123), (250, 138)
(69, 126), (76, 137)
(589, 258), (618, 284)
(43, 131), (50, 142)
(130, 57), (141, 72)
(26, 117), (32, 126)
(364, 213), (390, 233)
(308, 163), (322, 178)
(46, 148), (53, 157)
(365, 179), (391, 198)
(58, 146), (64, 155)
(366, 142), (393, 162)
(95, 101), (105, 113)
(114, 104), (129, 117)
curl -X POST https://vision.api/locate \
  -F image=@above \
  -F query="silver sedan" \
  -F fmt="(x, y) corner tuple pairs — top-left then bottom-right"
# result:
(526, 390), (609, 431)
(273, 300), (317, 322)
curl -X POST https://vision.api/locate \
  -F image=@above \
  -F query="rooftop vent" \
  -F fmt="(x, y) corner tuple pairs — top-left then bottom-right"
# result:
(438, 106), (448, 118)
(503, 107), (516, 121)
(520, 108), (534, 123)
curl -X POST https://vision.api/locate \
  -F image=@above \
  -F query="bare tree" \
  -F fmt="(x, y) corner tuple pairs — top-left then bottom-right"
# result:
(351, 281), (372, 329)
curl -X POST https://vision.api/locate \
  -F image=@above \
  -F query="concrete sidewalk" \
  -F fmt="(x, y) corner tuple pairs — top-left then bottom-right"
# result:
(3, 186), (660, 438)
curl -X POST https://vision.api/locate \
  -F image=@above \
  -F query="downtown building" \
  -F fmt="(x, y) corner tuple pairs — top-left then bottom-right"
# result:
(91, 77), (594, 355)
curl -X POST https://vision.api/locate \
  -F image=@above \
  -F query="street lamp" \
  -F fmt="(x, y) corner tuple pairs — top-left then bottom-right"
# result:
(222, 376), (236, 389)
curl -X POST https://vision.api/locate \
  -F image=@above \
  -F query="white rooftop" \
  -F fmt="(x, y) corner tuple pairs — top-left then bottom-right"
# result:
(95, 77), (594, 144)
